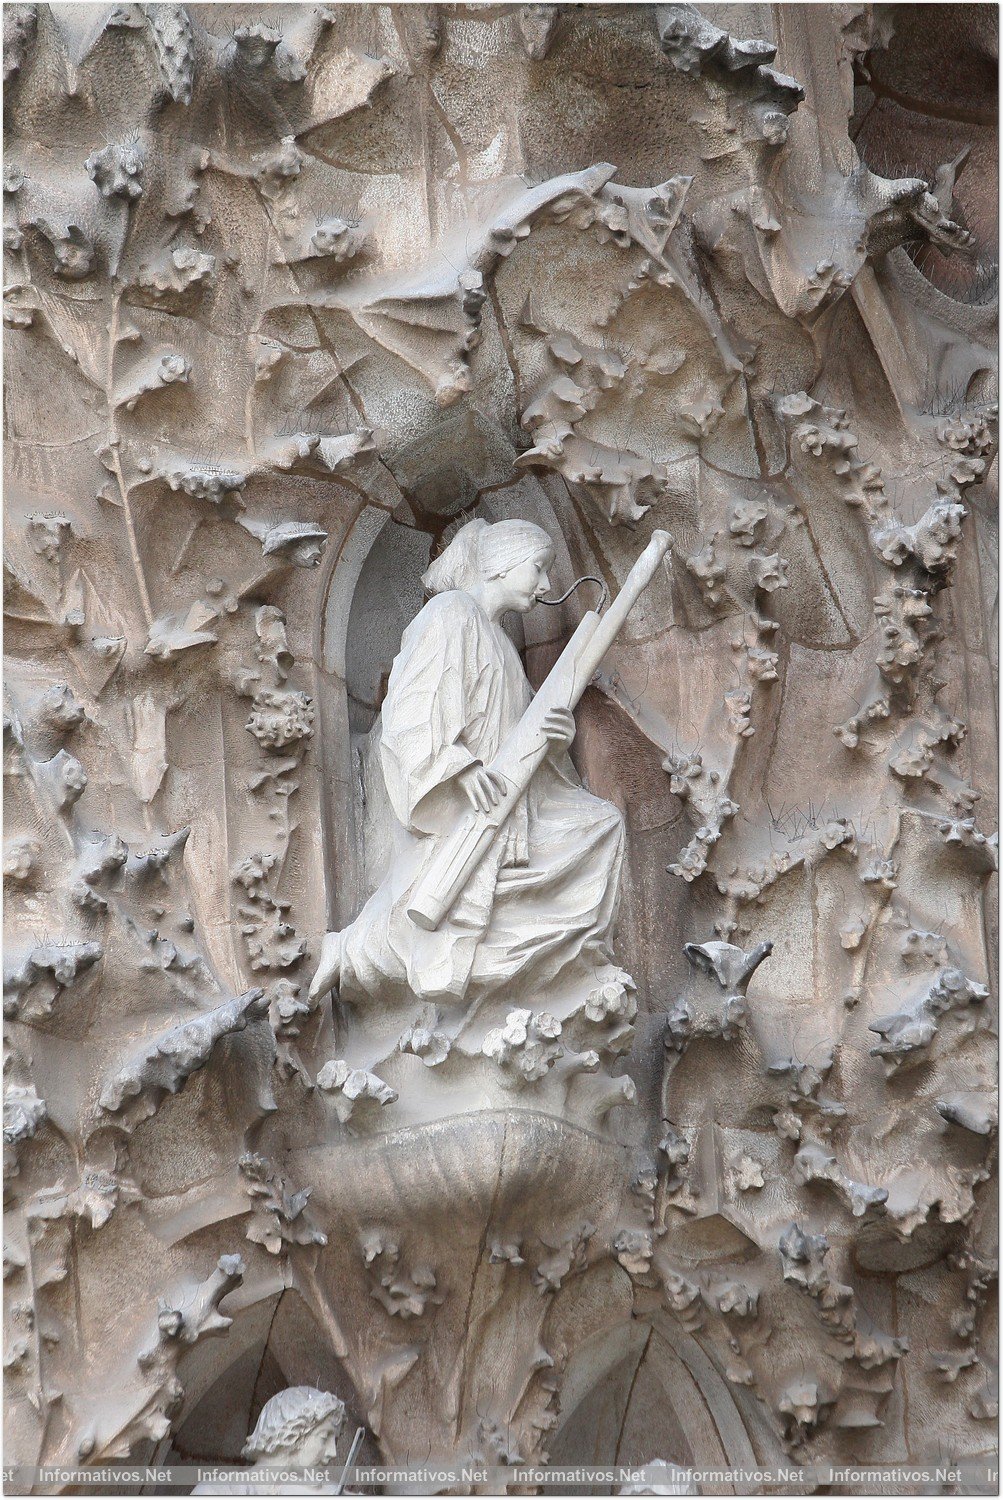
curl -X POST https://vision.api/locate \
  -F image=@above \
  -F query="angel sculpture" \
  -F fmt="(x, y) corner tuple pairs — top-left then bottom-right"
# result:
(310, 518), (631, 1013)
(191, 1386), (347, 1495)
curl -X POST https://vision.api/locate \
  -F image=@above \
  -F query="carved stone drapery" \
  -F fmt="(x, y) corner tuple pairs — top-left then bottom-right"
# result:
(3, 2), (997, 1487)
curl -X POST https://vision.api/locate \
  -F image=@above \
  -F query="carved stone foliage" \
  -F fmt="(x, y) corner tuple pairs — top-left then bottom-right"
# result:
(3, 0), (996, 1487)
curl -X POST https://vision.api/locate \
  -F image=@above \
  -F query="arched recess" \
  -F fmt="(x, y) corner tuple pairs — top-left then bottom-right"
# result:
(314, 504), (427, 928)
(549, 1313), (784, 1487)
(164, 1282), (378, 1468)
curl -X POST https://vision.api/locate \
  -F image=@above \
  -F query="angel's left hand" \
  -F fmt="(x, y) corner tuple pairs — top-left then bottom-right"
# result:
(541, 706), (576, 748)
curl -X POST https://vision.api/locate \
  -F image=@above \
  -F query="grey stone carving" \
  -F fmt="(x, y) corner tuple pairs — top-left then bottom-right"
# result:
(3, 0), (997, 1490)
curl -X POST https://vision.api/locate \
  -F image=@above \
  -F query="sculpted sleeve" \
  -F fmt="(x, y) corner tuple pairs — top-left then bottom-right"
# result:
(378, 593), (483, 835)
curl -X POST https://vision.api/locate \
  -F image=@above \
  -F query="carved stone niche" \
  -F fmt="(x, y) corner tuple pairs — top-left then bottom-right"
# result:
(3, 0), (997, 1494)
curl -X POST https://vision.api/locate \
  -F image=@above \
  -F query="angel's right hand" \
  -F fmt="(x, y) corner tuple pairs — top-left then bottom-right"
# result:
(308, 930), (341, 1001)
(458, 763), (508, 814)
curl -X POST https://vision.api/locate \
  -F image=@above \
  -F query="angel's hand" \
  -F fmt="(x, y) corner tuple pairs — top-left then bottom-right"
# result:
(458, 763), (508, 813)
(541, 706), (576, 748)
(308, 930), (341, 1001)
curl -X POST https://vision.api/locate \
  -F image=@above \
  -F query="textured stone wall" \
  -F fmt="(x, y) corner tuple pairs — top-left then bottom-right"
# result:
(3, 1), (997, 1486)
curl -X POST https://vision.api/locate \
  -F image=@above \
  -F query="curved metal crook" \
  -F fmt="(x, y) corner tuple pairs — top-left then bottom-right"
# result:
(537, 574), (609, 612)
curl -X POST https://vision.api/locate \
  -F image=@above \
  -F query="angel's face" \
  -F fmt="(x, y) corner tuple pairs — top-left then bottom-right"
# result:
(499, 555), (551, 613)
(289, 1414), (342, 1468)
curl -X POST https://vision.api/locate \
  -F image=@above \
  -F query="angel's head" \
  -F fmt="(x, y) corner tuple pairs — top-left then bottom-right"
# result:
(422, 518), (555, 615)
(242, 1386), (345, 1468)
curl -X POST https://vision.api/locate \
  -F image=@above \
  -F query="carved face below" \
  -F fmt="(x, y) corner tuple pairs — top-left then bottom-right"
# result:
(281, 1413), (343, 1469)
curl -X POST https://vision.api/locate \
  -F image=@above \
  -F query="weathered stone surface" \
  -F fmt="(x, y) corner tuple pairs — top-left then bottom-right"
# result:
(3, 1), (996, 1488)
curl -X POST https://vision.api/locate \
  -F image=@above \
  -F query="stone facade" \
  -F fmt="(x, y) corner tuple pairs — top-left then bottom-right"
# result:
(3, 2), (997, 1488)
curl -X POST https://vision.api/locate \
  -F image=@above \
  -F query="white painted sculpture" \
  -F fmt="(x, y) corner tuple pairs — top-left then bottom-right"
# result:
(618, 1460), (698, 1496)
(242, 1387), (345, 1469)
(192, 1387), (346, 1495)
(310, 518), (661, 1016)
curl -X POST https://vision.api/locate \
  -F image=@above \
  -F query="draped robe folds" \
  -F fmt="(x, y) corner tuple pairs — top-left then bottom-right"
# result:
(336, 589), (625, 1008)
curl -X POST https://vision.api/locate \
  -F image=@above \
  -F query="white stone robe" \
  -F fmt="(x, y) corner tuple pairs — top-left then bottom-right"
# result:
(337, 590), (625, 1007)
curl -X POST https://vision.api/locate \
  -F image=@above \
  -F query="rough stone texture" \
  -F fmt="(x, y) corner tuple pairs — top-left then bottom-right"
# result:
(3, 0), (997, 1488)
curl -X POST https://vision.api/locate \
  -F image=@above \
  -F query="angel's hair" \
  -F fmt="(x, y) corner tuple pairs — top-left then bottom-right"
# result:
(422, 518), (554, 595)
